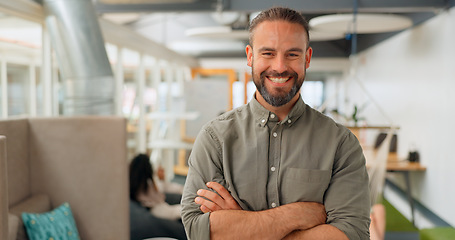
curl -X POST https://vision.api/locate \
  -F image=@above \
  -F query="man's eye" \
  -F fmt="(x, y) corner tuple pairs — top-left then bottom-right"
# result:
(288, 53), (299, 57)
(262, 52), (273, 56)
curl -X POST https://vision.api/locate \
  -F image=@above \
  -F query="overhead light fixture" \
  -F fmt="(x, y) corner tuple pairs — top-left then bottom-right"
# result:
(185, 27), (347, 42)
(309, 13), (413, 34)
(185, 26), (249, 40)
(168, 40), (246, 55)
(211, 12), (240, 26)
(102, 13), (141, 24)
(309, 29), (345, 42)
(99, 0), (195, 4)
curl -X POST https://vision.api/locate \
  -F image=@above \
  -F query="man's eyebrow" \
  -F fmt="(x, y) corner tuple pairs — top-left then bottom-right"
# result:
(258, 47), (275, 52)
(287, 48), (304, 53)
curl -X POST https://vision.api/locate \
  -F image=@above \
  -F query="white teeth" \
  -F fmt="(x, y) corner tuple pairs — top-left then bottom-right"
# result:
(269, 77), (289, 83)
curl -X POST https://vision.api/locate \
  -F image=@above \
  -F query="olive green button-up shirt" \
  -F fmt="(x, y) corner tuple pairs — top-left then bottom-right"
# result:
(181, 97), (371, 240)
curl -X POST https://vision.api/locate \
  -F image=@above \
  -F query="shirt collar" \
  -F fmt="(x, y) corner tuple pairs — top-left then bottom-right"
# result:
(251, 94), (306, 128)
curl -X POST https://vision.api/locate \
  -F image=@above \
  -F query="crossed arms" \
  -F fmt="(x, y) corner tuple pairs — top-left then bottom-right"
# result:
(195, 182), (348, 240)
(181, 125), (371, 240)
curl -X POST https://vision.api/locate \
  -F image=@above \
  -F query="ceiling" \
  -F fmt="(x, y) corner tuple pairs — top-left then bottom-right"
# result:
(91, 1), (452, 59)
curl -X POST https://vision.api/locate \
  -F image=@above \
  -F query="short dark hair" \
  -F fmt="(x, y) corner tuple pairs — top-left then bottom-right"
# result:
(248, 7), (310, 46)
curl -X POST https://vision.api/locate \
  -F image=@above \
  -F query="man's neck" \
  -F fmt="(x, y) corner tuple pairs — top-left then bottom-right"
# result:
(255, 92), (300, 121)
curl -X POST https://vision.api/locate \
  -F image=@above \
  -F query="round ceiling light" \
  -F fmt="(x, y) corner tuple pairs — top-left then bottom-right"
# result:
(185, 26), (249, 40)
(309, 29), (345, 41)
(309, 13), (413, 34)
(211, 12), (240, 26)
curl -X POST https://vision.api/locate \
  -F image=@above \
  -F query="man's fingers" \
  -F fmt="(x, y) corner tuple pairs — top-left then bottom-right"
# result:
(197, 189), (224, 203)
(199, 204), (211, 214)
(206, 182), (233, 201)
(195, 196), (220, 212)
(206, 182), (242, 210)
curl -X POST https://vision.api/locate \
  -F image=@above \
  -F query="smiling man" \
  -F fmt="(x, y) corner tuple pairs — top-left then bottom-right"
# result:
(181, 7), (371, 240)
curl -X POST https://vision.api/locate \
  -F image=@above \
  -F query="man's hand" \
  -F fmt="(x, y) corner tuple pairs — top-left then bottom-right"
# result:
(195, 182), (242, 213)
(286, 202), (327, 230)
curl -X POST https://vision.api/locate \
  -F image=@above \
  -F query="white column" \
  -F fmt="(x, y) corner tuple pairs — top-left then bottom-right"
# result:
(136, 53), (146, 153)
(183, 66), (192, 82)
(1, 59), (7, 118)
(42, 26), (53, 116)
(29, 63), (37, 116)
(115, 46), (124, 116)
(176, 65), (185, 98)
(52, 65), (59, 116)
(151, 59), (161, 112)
(148, 59), (162, 168)
(164, 62), (175, 182)
(164, 62), (173, 111)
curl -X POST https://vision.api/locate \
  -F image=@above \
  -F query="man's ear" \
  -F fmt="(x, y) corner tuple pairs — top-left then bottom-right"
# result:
(246, 45), (253, 67)
(305, 47), (313, 69)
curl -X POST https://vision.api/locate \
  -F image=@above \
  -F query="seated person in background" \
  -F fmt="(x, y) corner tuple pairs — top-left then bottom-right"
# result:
(153, 160), (185, 206)
(129, 153), (187, 240)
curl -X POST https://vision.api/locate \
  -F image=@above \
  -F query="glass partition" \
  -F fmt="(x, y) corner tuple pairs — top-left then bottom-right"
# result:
(0, 11), (42, 117)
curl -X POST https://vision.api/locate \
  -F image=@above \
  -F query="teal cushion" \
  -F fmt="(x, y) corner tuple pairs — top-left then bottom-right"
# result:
(21, 202), (80, 240)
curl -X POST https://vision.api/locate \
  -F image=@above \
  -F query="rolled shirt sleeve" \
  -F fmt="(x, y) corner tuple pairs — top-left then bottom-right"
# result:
(181, 126), (223, 240)
(325, 130), (371, 240)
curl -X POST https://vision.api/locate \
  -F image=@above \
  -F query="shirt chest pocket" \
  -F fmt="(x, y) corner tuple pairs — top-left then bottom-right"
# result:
(280, 168), (332, 204)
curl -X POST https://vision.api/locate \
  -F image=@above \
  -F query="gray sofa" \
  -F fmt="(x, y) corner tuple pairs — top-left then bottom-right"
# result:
(0, 117), (129, 240)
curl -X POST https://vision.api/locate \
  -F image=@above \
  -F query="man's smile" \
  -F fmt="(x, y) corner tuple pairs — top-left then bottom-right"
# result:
(268, 76), (291, 84)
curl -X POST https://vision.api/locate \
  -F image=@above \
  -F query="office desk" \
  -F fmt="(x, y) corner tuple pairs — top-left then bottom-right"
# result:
(385, 161), (426, 225)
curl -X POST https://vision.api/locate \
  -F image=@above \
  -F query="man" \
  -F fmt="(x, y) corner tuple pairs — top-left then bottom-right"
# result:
(181, 7), (370, 240)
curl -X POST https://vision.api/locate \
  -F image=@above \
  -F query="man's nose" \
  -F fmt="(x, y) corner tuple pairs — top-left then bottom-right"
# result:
(270, 55), (288, 73)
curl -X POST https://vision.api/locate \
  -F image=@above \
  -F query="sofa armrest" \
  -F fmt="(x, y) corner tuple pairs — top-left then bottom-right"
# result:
(9, 194), (51, 240)
(8, 213), (19, 240)
(0, 136), (8, 240)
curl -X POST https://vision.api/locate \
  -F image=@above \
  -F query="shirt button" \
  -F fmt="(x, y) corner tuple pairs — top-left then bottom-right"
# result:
(288, 119), (292, 123)
(271, 166), (276, 172)
(273, 132), (277, 137)
(271, 202), (277, 208)
(270, 114), (276, 119)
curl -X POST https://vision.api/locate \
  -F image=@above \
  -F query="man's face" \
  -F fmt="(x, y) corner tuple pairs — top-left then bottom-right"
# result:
(246, 20), (312, 107)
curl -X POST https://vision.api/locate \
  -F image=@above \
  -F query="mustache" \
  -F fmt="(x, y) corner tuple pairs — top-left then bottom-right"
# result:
(260, 70), (296, 78)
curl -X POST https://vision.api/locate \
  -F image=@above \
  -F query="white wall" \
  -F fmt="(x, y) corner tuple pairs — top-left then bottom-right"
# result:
(346, 7), (455, 226)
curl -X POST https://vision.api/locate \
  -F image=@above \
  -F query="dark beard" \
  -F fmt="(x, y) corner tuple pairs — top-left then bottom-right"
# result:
(253, 69), (304, 107)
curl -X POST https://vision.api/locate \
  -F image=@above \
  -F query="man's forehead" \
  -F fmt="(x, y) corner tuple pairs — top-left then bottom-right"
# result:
(251, 20), (308, 45)
(251, 20), (309, 48)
